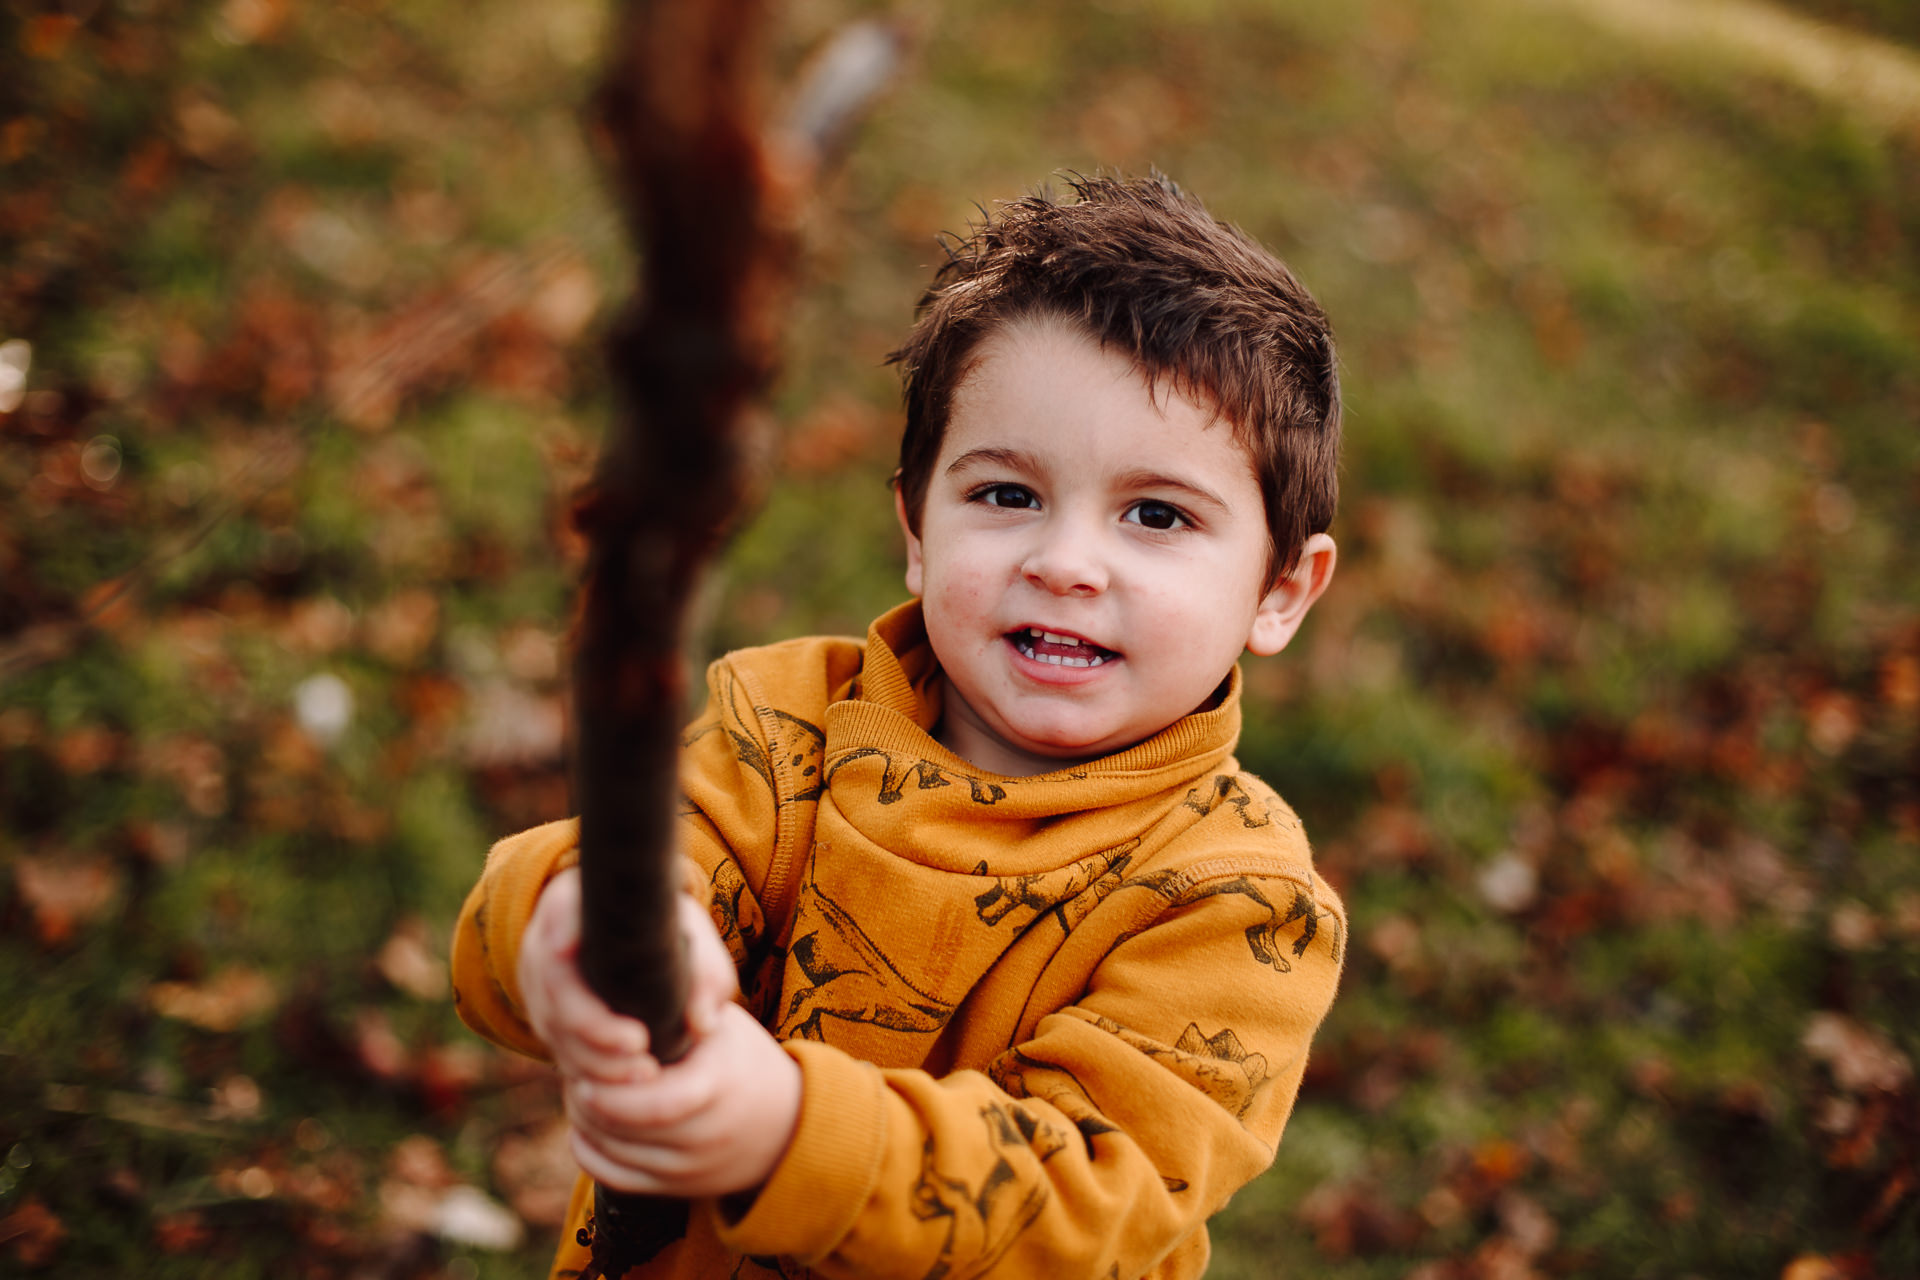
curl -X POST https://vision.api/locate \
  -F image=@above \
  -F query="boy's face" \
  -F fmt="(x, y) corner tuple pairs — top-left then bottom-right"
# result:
(898, 315), (1334, 777)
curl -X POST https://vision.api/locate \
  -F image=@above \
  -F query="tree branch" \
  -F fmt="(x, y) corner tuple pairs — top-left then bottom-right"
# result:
(568, 0), (903, 1271)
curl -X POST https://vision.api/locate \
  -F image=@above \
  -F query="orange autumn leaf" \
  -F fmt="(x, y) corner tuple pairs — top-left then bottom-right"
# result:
(0, 1196), (67, 1267)
(12, 854), (122, 947)
(22, 15), (81, 60)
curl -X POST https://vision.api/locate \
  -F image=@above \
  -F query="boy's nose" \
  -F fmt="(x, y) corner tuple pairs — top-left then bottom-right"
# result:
(1020, 524), (1109, 597)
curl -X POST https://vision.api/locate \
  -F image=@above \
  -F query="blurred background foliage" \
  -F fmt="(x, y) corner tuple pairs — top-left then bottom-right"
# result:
(2, 0), (1917, 1275)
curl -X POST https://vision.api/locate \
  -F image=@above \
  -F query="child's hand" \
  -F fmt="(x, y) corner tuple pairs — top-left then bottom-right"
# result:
(564, 996), (802, 1199)
(517, 867), (735, 1078)
(516, 867), (801, 1198)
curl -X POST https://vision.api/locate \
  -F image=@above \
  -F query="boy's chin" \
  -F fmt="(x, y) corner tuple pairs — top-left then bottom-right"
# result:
(1005, 720), (1139, 764)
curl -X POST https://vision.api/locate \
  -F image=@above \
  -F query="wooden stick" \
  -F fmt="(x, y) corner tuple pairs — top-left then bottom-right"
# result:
(570, 1), (904, 1271)
(571, 1), (783, 1268)
(574, 0), (781, 1075)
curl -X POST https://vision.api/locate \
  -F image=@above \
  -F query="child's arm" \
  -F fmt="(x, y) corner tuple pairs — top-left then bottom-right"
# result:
(450, 656), (798, 1061)
(708, 865), (1345, 1279)
(449, 818), (588, 1059)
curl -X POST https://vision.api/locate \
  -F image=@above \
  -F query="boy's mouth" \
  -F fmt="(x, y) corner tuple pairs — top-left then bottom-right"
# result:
(1009, 627), (1119, 668)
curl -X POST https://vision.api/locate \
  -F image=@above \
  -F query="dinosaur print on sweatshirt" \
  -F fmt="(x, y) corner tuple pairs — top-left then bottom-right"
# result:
(907, 1102), (1064, 1280)
(970, 839), (1140, 931)
(1097, 868), (1345, 974)
(1091, 1014), (1273, 1120)
(822, 747), (1010, 806)
(776, 860), (955, 1043)
(683, 666), (829, 810)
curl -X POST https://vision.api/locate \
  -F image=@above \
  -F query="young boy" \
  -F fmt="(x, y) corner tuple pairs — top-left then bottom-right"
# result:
(451, 174), (1346, 1279)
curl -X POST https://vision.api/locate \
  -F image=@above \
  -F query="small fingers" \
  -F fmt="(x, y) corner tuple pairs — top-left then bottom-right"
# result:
(522, 870), (658, 1078)
(560, 1005), (798, 1200)
(548, 980), (649, 1055)
(530, 964), (650, 1074)
(568, 1128), (671, 1196)
(559, 1038), (657, 1090)
(571, 1066), (715, 1138)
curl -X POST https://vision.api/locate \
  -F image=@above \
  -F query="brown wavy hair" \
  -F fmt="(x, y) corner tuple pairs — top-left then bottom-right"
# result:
(888, 173), (1341, 583)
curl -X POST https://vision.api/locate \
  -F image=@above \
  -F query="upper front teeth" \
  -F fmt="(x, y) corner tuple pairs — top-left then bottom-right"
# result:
(1016, 630), (1107, 667)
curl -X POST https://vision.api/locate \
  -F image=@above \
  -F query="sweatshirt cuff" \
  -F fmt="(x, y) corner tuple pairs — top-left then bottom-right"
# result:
(450, 818), (581, 1057)
(708, 1039), (887, 1262)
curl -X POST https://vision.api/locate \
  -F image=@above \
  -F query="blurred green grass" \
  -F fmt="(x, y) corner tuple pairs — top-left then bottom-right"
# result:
(3, 0), (1917, 1275)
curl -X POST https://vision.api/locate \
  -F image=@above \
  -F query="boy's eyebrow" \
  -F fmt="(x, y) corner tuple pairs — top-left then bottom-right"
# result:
(944, 447), (1037, 477)
(1113, 469), (1232, 515)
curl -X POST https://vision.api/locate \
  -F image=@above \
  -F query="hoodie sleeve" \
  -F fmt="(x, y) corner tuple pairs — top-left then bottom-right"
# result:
(711, 864), (1346, 1279)
(448, 816), (584, 1059)
(449, 654), (798, 1057)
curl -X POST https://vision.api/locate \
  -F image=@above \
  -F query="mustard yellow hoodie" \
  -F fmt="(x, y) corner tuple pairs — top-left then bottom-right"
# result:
(451, 601), (1344, 1279)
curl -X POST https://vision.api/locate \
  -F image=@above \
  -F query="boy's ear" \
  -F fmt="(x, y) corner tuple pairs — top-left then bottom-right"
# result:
(1246, 533), (1337, 657)
(895, 485), (926, 597)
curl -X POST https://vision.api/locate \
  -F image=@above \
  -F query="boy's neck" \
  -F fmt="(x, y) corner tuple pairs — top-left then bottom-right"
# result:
(931, 702), (1098, 779)
(929, 672), (1235, 778)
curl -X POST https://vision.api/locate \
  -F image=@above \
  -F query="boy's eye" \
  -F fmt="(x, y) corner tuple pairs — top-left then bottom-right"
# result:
(1125, 500), (1188, 531)
(977, 484), (1038, 509)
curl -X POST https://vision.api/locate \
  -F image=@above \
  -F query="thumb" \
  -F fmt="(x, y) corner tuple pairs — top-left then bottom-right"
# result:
(677, 894), (740, 1036)
(530, 866), (584, 955)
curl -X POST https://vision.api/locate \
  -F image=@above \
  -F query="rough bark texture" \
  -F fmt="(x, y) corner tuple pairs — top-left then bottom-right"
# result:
(571, 0), (787, 1271)
(575, 0), (784, 1072)
(570, 1), (907, 1272)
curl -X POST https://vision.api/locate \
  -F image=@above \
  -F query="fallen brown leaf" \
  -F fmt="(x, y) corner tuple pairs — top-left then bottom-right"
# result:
(1495, 1189), (1557, 1261)
(1803, 1012), (1913, 1094)
(491, 1118), (578, 1228)
(353, 1008), (412, 1082)
(379, 1178), (440, 1235)
(209, 1073), (263, 1121)
(220, 0), (293, 46)
(376, 917), (448, 1000)
(389, 1134), (455, 1190)
(364, 588), (440, 667)
(0, 1196), (66, 1267)
(284, 1156), (361, 1214)
(379, 1134), (460, 1234)
(279, 595), (356, 655)
(147, 967), (279, 1032)
(1469, 1234), (1543, 1280)
(1821, 1094), (1890, 1170)
(1881, 651), (1920, 713)
(418, 1042), (487, 1113)
(50, 724), (123, 774)
(1861, 1165), (1916, 1234)
(141, 733), (229, 817)
(499, 624), (561, 683)
(1296, 1178), (1419, 1258)
(1472, 1139), (1531, 1189)
(13, 853), (123, 946)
